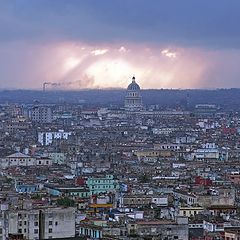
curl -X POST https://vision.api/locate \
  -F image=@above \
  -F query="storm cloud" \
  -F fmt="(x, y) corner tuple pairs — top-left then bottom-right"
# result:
(0, 0), (240, 89)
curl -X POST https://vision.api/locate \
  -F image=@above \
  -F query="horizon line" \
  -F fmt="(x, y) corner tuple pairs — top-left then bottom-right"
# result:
(0, 87), (240, 91)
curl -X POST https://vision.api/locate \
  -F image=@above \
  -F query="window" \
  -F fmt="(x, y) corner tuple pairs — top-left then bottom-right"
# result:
(55, 221), (58, 226)
(34, 229), (38, 234)
(18, 229), (22, 234)
(34, 222), (38, 226)
(49, 221), (52, 226)
(49, 228), (52, 233)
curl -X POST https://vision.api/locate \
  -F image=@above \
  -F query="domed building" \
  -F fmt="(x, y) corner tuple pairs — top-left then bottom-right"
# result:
(124, 76), (143, 111)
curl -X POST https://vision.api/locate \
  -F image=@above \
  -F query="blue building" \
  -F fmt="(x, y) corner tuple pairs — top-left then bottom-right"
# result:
(15, 183), (38, 193)
(79, 223), (103, 239)
(86, 175), (119, 195)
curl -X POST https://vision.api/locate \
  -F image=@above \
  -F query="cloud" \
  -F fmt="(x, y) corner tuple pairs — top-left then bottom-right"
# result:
(0, 1), (240, 89)
(1, 40), (240, 90)
(0, 1), (240, 48)
(91, 49), (108, 56)
(161, 49), (177, 59)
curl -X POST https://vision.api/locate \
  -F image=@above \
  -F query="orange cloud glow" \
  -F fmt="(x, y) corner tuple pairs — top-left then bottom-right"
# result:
(1, 40), (233, 90)
(37, 41), (210, 90)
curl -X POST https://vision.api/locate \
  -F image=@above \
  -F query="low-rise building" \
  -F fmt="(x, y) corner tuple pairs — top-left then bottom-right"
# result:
(86, 175), (119, 195)
(127, 217), (188, 239)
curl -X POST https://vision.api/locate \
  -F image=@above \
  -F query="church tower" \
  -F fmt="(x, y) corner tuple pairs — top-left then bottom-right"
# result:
(124, 76), (143, 111)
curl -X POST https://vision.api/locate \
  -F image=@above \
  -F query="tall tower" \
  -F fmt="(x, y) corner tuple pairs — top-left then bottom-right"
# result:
(124, 76), (143, 111)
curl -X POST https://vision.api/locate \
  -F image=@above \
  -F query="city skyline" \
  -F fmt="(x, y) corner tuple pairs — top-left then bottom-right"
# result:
(1, 0), (240, 89)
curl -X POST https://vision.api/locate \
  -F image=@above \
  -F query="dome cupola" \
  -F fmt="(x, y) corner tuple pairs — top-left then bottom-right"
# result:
(127, 76), (140, 91)
(124, 76), (143, 111)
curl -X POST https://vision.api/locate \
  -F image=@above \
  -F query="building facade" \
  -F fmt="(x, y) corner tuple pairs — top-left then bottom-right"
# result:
(124, 76), (143, 111)
(86, 175), (119, 195)
(38, 130), (72, 146)
(30, 106), (53, 124)
(8, 207), (75, 240)
(0, 153), (52, 169)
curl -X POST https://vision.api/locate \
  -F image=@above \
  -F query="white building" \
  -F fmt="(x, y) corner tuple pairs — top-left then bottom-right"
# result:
(193, 143), (225, 161)
(124, 76), (143, 111)
(154, 143), (181, 151)
(36, 156), (53, 166)
(152, 127), (178, 135)
(8, 207), (75, 239)
(38, 130), (72, 146)
(0, 152), (36, 169)
(151, 196), (168, 206)
(48, 152), (66, 165)
(0, 153), (52, 169)
(174, 191), (197, 206)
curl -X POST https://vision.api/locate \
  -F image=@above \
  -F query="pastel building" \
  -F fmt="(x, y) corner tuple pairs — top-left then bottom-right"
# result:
(48, 152), (66, 165)
(86, 175), (119, 195)
(79, 223), (103, 239)
(15, 183), (39, 193)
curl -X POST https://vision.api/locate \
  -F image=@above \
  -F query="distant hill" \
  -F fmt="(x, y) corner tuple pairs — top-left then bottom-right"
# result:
(1, 88), (240, 111)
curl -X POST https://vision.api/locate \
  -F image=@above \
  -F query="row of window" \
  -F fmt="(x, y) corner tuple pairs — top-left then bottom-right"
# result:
(182, 210), (198, 215)
(18, 219), (58, 226)
(91, 180), (113, 183)
(18, 228), (53, 234)
(91, 185), (115, 189)
(8, 159), (49, 164)
(80, 228), (101, 238)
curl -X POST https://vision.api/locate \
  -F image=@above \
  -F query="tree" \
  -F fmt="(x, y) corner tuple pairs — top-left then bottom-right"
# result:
(139, 174), (150, 183)
(56, 197), (75, 207)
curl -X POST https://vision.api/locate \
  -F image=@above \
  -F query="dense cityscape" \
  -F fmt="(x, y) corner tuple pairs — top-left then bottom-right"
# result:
(1, 0), (240, 239)
(0, 77), (239, 239)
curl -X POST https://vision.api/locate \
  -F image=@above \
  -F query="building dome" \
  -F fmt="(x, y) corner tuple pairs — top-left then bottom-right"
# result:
(127, 77), (140, 91)
(124, 76), (143, 111)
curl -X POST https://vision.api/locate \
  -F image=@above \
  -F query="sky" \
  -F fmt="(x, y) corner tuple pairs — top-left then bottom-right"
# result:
(1, 0), (240, 90)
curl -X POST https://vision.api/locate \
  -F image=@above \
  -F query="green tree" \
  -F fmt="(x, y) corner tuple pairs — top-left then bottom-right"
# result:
(57, 197), (75, 207)
(139, 174), (150, 183)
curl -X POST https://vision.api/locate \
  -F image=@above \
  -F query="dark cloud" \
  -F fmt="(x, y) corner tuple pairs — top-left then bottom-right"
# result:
(0, 0), (240, 48)
(0, 0), (240, 89)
